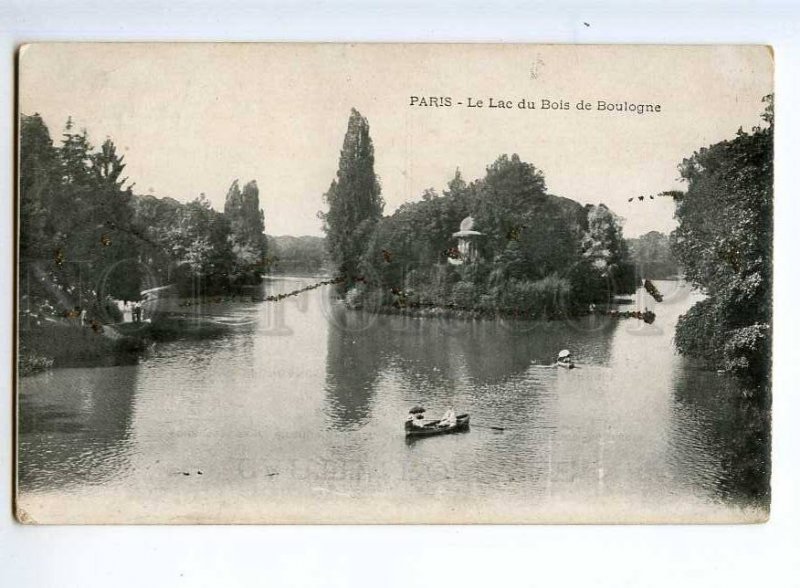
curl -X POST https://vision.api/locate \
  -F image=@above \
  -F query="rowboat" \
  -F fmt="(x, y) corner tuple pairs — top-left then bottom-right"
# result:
(557, 349), (574, 369)
(405, 413), (470, 437)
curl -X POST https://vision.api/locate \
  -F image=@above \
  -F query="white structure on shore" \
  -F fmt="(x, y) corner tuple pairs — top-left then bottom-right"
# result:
(449, 216), (483, 265)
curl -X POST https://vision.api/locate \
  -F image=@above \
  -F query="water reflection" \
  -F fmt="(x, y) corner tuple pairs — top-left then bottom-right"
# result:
(458, 317), (616, 383)
(17, 278), (770, 519)
(18, 366), (138, 492)
(670, 369), (771, 506)
(324, 308), (382, 430)
(322, 307), (619, 430)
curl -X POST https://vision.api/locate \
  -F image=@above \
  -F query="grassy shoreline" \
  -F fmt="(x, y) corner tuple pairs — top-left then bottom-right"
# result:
(18, 322), (150, 376)
(344, 299), (647, 325)
(17, 311), (243, 377)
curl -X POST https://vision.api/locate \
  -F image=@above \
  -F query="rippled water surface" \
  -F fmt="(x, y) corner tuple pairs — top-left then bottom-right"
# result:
(17, 279), (769, 522)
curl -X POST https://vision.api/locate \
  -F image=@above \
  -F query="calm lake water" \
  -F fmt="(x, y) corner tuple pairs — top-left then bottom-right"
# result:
(17, 279), (769, 523)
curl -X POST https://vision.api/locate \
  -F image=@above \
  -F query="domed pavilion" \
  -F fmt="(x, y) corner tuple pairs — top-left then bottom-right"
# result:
(449, 216), (483, 265)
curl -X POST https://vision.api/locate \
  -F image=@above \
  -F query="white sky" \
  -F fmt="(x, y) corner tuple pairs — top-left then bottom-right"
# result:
(19, 44), (773, 239)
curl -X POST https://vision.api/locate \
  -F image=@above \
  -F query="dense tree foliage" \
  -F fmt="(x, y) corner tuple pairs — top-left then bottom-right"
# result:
(315, 110), (633, 316)
(19, 115), (143, 315)
(224, 180), (269, 286)
(671, 95), (773, 387)
(349, 153), (633, 315)
(152, 194), (236, 295)
(19, 114), (59, 268)
(19, 115), (271, 323)
(626, 230), (680, 279)
(320, 109), (384, 286)
(360, 170), (471, 285)
(472, 154), (549, 260)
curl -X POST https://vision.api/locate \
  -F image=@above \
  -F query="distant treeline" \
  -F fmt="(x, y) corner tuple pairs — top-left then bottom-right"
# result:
(319, 109), (637, 318)
(266, 235), (329, 275)
(626, 231), (681, 279)
(19, 114), (269, 324)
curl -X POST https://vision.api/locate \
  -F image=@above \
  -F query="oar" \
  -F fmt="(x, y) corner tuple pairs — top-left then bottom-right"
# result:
(470, 423), (507, 431)
(470, 424), (556, 431)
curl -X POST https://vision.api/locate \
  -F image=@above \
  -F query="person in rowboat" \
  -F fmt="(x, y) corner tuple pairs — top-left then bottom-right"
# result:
(439, 407), (457, 428)
(406, 413), (426, 428)
(556, 349), (574, 368)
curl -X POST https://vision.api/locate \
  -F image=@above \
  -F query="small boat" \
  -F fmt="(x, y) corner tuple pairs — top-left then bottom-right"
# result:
(405, 413), (470, 437)
(557, 349), (574, 369)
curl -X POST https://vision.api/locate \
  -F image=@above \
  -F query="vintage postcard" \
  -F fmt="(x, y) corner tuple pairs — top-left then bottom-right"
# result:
(15, 44), (773, 524)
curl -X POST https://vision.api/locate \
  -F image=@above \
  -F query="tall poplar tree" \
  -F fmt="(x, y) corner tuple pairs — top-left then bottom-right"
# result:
(320, 109), (383, 285)
(224, 179), (268, 285)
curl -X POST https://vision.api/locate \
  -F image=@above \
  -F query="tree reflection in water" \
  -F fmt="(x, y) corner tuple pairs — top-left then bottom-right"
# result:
(18, 366), (139, 492)
(323, 308), (384, 430)
(670, 369), (771, 508)
(323, 306), (618, 430)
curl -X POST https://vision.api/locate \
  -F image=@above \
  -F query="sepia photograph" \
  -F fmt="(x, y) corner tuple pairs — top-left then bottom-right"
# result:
(15, 43), (773, 524)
